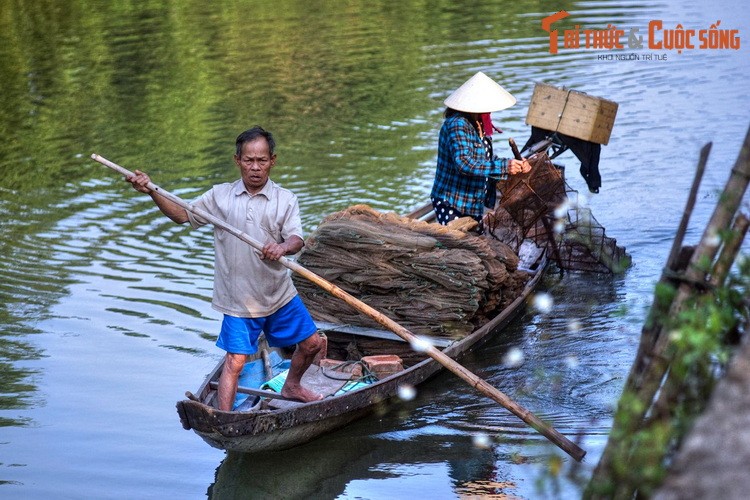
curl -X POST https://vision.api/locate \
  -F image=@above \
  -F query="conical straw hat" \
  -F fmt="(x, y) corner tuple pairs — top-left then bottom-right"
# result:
(444, 71), (517, 113)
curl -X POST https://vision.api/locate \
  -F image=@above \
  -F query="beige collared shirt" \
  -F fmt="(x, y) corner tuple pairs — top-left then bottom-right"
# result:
(187, 179), (303, 317)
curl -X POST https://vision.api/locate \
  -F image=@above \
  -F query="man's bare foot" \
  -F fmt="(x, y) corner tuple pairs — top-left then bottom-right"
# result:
(280, 383), (323, 402)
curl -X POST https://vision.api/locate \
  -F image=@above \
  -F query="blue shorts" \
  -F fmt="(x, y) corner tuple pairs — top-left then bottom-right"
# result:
(216, 296), (317, 355)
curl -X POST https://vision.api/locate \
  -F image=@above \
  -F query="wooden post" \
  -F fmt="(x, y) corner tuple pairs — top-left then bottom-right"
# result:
(665, 143), (712, 271)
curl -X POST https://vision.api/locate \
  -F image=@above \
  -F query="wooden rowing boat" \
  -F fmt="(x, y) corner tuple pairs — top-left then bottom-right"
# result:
(176, 203), (548, 453)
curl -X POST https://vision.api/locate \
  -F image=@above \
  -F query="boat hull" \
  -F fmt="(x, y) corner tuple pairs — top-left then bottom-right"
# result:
(176, 255), (546, 453)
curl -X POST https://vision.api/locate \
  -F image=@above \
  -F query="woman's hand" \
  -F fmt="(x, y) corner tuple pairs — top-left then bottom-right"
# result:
(508, 158), (531, 175)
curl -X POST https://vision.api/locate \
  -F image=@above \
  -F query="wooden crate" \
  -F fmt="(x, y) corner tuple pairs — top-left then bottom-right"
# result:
(525, 83), (618, 145)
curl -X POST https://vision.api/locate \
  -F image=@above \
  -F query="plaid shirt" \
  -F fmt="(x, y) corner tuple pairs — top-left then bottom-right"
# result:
(430, 114), (508, 219)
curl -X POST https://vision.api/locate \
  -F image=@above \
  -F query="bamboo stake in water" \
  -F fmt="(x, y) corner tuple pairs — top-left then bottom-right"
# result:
(92, 153), (586, 462)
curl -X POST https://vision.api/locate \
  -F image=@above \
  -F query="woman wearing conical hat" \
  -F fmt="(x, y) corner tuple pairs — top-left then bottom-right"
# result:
(431, 71), (530, 233)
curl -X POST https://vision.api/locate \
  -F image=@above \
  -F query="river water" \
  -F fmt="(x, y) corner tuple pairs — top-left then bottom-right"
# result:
(1, 1), (748, 498)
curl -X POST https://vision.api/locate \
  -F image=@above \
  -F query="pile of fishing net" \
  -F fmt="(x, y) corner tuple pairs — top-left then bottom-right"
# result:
(293, 205), (531, 338)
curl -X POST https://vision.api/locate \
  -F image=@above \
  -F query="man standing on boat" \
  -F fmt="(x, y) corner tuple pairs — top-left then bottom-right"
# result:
(126, 126), (323, 408)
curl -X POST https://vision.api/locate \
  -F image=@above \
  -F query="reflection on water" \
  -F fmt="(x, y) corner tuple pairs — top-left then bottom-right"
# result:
(211, 415), (521, 500)
(0, 0), (748, 498)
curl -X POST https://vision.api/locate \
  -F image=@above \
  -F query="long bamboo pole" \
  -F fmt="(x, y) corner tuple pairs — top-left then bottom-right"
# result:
(92, 153), (586, 462)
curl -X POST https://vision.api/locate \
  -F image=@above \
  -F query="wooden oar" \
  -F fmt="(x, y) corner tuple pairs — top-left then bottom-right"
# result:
(92, 153), (586, 462)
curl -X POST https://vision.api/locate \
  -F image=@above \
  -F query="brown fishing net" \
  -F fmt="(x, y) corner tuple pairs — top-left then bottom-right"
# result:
(486, 152), (567, 249)
(293, 205), (530, 338)
(528, 199), (632, 273)
(487, 152), (631, 273)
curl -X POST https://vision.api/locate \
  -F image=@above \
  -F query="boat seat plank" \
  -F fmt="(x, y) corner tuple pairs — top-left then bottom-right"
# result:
(208, 381), (292, 401)
(315, 321), (453, 348)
